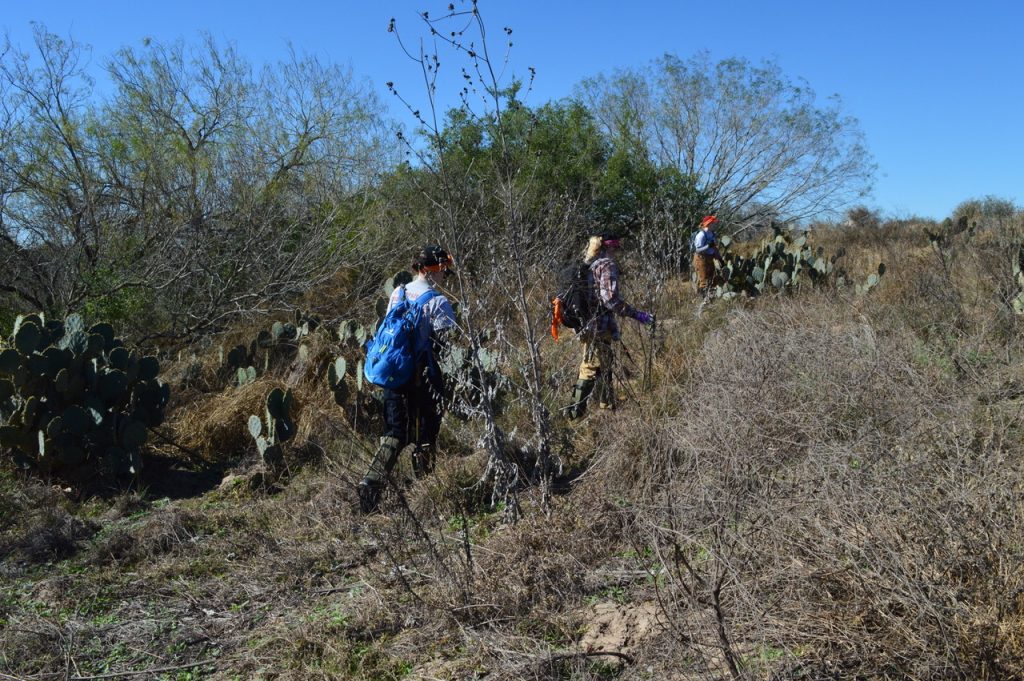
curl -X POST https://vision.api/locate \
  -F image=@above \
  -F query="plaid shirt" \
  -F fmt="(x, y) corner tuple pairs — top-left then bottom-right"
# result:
(586, 256), (637, 339)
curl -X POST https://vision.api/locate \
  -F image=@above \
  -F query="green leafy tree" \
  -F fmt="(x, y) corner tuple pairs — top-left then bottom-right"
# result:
(425, 92), (611, 241)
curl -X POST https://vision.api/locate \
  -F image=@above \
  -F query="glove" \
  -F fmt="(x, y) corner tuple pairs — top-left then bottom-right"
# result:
(633, 311), (654, 325)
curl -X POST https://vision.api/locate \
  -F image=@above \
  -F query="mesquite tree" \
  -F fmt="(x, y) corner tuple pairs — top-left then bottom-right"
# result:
(576, 52), (875, 231)
(0, 26), (395, 340)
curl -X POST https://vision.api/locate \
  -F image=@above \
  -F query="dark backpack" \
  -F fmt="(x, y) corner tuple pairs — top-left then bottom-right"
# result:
(552, 261), (594, 331)
(363, 287), (437, 388)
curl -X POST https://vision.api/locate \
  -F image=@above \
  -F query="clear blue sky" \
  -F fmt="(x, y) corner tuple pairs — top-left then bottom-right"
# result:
(3, 0), (1021, 221)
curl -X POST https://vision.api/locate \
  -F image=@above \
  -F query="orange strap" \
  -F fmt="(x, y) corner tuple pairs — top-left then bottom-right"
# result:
(551, 298), (564, 341)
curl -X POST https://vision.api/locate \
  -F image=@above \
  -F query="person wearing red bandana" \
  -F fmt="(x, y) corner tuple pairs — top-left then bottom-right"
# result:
(693, 215), (725, 300)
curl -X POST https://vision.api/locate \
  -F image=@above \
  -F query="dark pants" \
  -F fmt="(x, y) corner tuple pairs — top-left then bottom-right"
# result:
(363, 367), (444, 486)
(382, 369), (443, 449)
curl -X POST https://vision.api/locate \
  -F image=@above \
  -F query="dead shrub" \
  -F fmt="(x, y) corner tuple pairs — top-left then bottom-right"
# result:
(595, 294), (1024, 678)
(4, 508), (99, 565)
(90, 507), (201, 566)
(172, 381), (276, 463)
(172, 377), (326, 467)
(0, 624), (63, 677)
(0, 477), (98, 567)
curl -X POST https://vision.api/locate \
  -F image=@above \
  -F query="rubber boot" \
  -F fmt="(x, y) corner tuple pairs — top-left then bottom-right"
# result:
(358, 436), (401, 514)
(411, 444), (434, 479)
(565, 378), (596, 420)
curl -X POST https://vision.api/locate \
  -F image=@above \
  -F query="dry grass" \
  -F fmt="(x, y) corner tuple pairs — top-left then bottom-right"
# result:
(6, 220), (1024, 679)
(173, 380), (279, 463)
(587, 222), (1024, 678)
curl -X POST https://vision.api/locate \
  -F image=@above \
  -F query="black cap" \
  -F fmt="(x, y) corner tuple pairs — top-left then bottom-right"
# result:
(414, 244), (453, 270)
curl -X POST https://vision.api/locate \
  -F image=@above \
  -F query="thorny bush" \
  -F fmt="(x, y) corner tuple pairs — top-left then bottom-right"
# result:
(598, 296), (1024, 678)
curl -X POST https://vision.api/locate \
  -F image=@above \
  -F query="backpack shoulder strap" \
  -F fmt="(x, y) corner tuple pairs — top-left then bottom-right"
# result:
(408, 287), (438, 312)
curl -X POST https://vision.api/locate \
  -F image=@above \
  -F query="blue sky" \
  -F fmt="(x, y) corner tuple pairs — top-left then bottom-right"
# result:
(3, 0), (1021, 221)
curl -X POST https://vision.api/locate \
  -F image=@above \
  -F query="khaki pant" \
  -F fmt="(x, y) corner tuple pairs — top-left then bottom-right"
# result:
(578, 331), (615, 407)
(693, 253), (716, 296)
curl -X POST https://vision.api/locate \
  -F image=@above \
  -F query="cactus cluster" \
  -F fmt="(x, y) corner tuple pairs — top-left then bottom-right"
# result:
(0, 313), (169, 476)
(853, 263), (887, 296)
(223, 310), (319, 387)
(247, 387), (295, 469)
(438, 334), (506, 421)
(715, 230), (842, 296)
(328, 318), (367, 408)
(440, 344), (499, 375)
(337, 319), (369, 349)
(714, 227), (885, 298)
(926, 215), (975, 249)
(327, 356), (362, 406)
(324, 271), (407, 412)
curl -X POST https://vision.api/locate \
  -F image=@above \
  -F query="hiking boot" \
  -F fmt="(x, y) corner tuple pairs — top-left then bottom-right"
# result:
(411, 444), (434, 479)
(364, 436), (402, 483)
(357, 480), (383, 514)
(565, 379), (596, 420)
(358, 436), (402, 513)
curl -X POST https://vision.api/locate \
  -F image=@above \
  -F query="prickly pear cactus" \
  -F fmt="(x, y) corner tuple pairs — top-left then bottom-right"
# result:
(383, 271), (414, 299)
(855, 263), (887, 296)
(237, 366), (257, 386)
(330, 317), (372, 413)
(327, 356), (350, 406)
(437, 340), (508, 421)
(218, 312), (322, 388)
(226, 344), (249, 369)
(0, 313), (170, 477)
(337, 320), (368, 350)
(248, 387), (295, 469)
(710, 226), (883, 299)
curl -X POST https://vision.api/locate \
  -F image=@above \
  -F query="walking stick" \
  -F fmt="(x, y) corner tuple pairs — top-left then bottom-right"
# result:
(614, 340), (642, 407)
(643, 313), (657, 393)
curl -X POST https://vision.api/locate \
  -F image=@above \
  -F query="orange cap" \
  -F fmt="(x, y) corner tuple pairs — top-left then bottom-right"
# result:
(701, 215), (718, 228)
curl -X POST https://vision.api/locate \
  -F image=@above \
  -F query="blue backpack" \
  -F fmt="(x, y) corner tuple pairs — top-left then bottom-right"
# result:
(363, 287), (438, 388)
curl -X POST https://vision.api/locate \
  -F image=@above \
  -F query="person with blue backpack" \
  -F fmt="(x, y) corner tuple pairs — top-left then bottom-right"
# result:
(358, 245), (457, 514)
